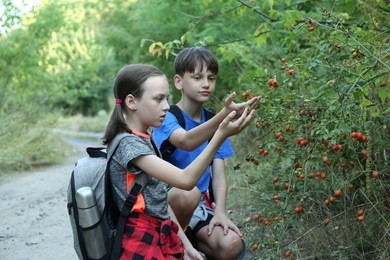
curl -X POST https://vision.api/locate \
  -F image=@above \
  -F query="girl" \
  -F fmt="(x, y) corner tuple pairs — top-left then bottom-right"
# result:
(102, 64), (255, 259)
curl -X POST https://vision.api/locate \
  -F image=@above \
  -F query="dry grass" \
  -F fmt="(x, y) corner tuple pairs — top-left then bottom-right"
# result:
(0, 112), (73, 174)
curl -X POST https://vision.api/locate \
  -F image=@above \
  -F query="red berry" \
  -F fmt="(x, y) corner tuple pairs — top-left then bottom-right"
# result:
(268, 78), (275, 86)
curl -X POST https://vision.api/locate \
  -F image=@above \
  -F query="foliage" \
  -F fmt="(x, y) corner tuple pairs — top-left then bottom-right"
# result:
(144, 0), (388, 258)
(0, 0), (389, 257)
(0, 0), (116, 171)
(0, 0), (116, 117)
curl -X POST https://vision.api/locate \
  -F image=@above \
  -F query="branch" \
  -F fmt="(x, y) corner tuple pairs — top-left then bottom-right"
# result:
(177, 3), (242, 20)
(239, 0), (385, 33)
(237, 0), (277, 25)
(202, 30), (271, 48)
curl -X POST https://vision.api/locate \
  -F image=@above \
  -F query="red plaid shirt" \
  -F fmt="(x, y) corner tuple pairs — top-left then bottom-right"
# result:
(120, 212), (184, 259)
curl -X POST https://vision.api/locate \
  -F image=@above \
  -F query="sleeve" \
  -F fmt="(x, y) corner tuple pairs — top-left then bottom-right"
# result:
(113, 136), (155, 173)
(152, 112), (182, 149)
(215, 137), (235, 159)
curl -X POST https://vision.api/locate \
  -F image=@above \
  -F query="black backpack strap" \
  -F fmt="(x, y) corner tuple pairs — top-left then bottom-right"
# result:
(86, 147), (107, 158)
(160, 104), (185, 160)
(169, 104), (185, 126)
(110, 174), (148, 260)
(203, 107), (216, 121)
(203, 107), (216, 204)
(109, 134), (158, 260)
(69, 172), (89, 260)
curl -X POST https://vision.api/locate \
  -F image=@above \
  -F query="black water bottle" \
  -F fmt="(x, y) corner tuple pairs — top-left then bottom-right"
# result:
(76, 187), (107, 259)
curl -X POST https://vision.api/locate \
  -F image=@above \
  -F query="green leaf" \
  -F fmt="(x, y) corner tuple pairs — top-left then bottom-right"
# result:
(362, 99), (371, 106)
(377, 88), (389, 103)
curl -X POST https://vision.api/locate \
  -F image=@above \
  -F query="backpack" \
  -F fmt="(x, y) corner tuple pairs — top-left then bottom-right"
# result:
(67, 132), (148, 260)
(159, 104), (216, 204)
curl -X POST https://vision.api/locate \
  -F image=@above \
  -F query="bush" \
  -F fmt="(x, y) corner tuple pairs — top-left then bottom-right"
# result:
(0, 112), (72, 174)
(222, 2), (389, 258)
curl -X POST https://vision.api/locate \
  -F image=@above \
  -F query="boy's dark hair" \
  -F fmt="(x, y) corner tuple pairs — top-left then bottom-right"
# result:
(174, 46), (218, 77)
(102, 64), (166, 145)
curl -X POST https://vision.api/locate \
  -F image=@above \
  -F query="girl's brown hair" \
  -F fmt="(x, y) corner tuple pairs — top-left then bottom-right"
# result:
(102, 64), (165, 144)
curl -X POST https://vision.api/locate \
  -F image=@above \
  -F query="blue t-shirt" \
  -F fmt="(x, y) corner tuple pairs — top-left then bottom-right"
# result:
(152, 108), (234, 193)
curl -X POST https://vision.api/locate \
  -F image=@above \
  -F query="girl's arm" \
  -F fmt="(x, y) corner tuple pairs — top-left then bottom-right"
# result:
(168, 205), (204, 260)
(169, 93), (260, 151)
(132, 108), (255, 190)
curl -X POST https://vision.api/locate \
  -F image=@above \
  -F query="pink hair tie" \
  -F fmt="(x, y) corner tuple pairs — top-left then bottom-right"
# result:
(116, 98), (122, 104)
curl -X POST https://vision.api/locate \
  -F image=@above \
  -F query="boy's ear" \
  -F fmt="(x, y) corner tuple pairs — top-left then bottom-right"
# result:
(173, 74), (183, 91)
(125, 94), (137, 110)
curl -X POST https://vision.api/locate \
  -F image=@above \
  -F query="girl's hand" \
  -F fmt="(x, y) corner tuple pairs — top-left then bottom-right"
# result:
(217, 107), (255, 138)
(184, 246), (204, 260)
(224, 92), (261, 119)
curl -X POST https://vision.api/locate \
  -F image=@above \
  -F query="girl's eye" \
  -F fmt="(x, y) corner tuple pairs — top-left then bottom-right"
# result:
(157, 96), (169, 102)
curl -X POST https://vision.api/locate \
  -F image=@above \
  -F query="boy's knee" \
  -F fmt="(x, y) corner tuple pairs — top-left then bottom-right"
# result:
(169, 187), (201, 205)
(216, 234), (243, 259)
(168, 188), (201, 217)
(221, 236), (243, 259)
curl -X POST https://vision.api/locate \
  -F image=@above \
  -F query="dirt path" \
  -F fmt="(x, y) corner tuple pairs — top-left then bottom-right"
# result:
(0, 133), (102, 260)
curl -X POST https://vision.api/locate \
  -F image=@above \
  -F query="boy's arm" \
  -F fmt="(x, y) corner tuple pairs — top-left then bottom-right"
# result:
(210, 159), (228, 215)
(207, 158), (243, 237)
(170, 92), (260, 151)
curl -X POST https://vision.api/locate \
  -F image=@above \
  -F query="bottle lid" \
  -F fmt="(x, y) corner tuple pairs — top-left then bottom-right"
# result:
(76, 187), (97, 209)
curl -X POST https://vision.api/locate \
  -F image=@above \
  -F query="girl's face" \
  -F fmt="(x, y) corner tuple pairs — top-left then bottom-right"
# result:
(134, 75), (170, 131)
(176, 62), (217, 103)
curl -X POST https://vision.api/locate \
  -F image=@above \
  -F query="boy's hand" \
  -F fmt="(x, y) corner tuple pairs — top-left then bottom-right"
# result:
(207, 212), (243, 238)
(225, 92), (261, 119)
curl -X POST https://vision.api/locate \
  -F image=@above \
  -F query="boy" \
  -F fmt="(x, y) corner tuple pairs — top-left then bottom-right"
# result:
(152, 46), (259, 259)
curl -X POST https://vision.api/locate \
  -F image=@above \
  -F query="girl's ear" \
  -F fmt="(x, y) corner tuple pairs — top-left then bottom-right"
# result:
(125, 94), (137, 111)
(173, 74), (183, 91)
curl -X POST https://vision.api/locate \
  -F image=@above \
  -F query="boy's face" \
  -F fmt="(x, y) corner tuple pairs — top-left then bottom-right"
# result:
(175, 62), (217, 103)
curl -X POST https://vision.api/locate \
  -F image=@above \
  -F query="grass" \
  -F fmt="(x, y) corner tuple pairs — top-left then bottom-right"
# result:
(57, 112), (109, 133)
(0, 112), (74, 175)
(0, 112), (108, 175)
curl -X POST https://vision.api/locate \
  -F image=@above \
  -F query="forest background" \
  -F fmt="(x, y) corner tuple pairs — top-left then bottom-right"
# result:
(0, 0), (389, 259)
